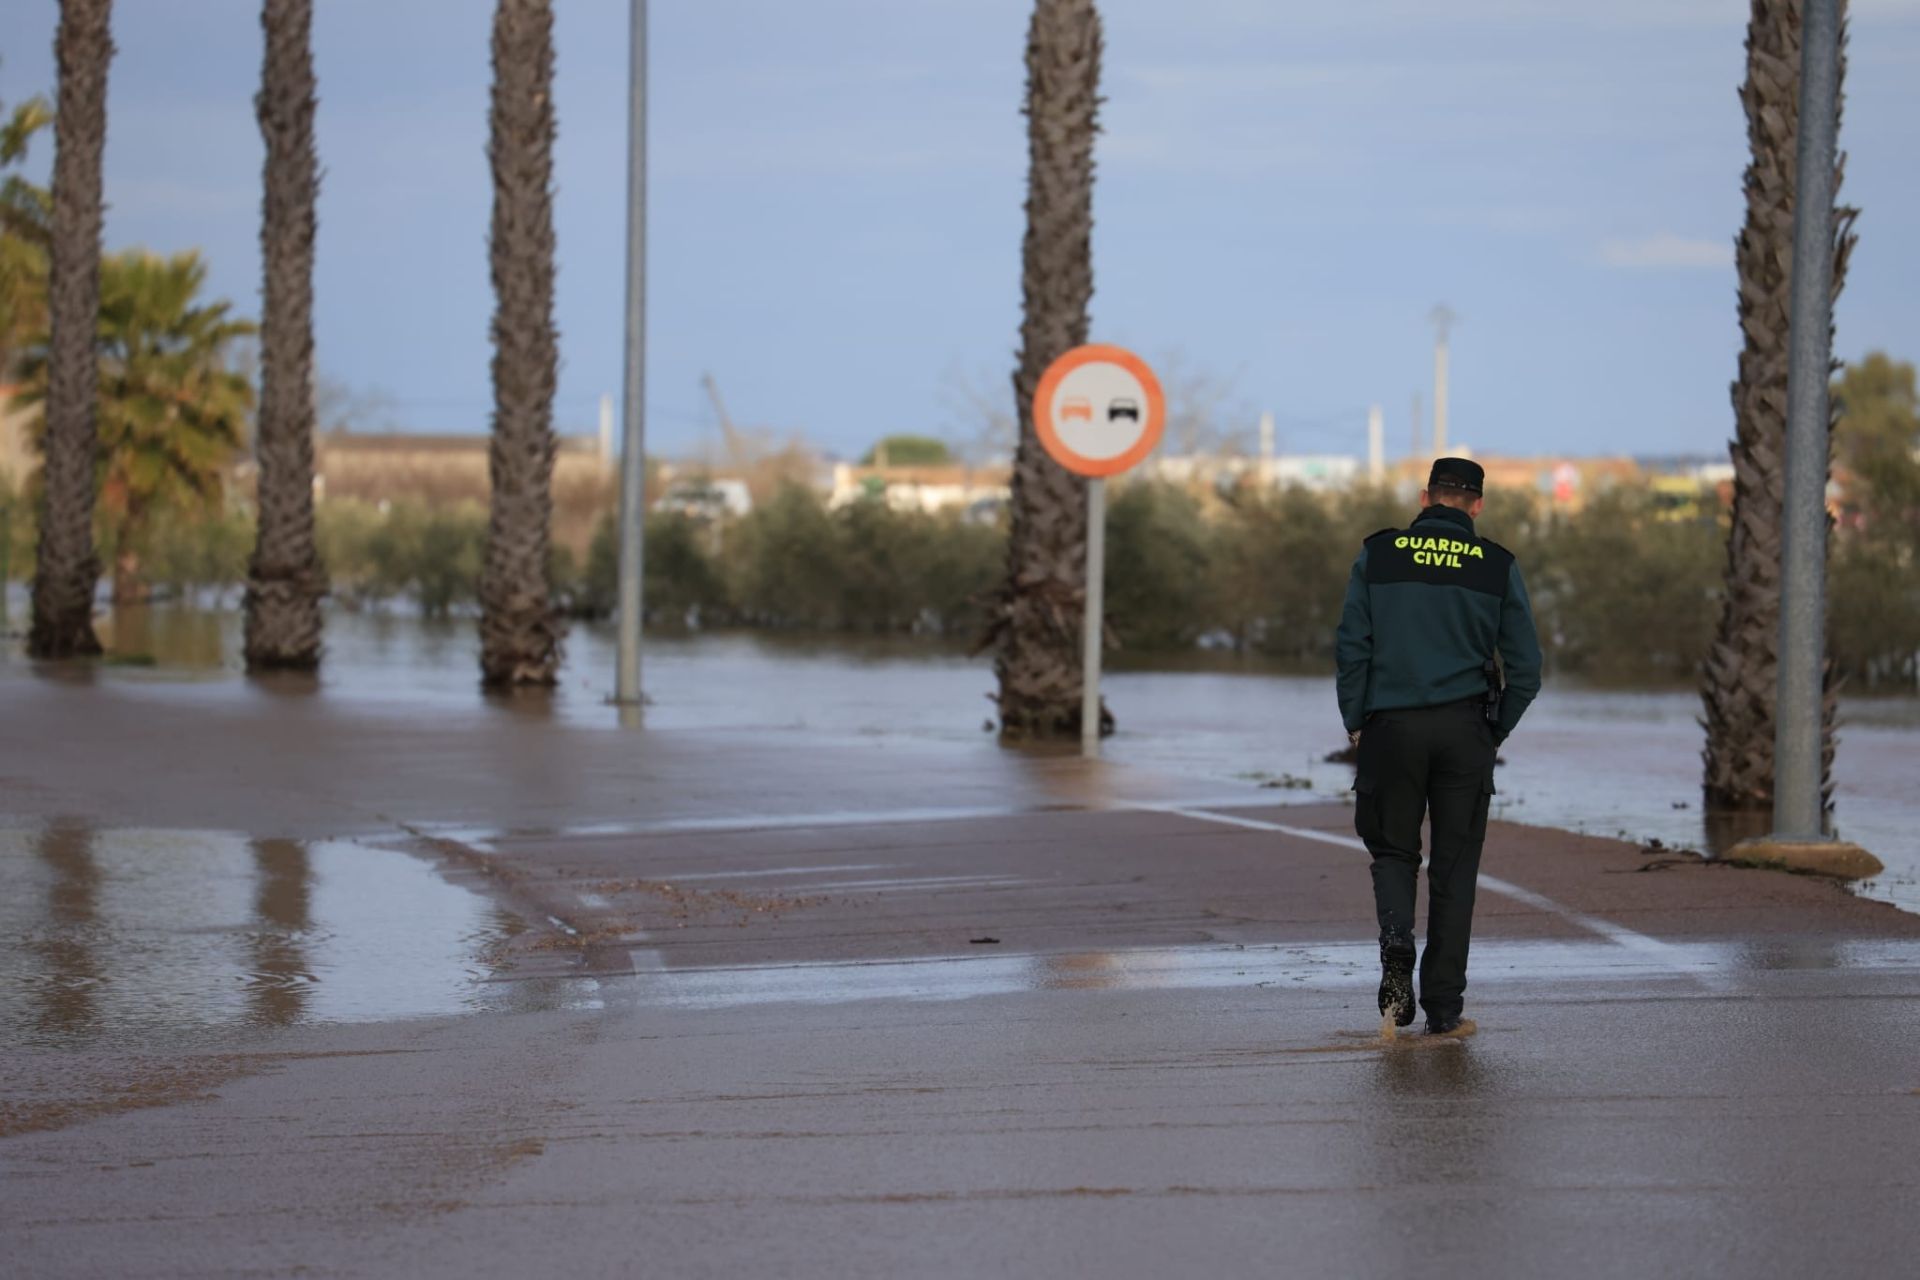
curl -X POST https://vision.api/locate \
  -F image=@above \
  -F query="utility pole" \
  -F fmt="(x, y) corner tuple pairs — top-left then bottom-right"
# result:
(614, 0), (649, 711)
(1409, 392), (1422, 460)
(1429, 305), (1457, 456)
(1367, 405), (1385, 482)
(1258, 411), (1275, 488)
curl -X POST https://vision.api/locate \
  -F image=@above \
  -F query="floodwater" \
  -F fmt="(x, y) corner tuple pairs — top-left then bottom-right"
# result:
(3, 601), (1918, 1042)
(26, 601), (1917, 911)
(582, 936), (1920, 1012)
(0, 825), (519, 1048)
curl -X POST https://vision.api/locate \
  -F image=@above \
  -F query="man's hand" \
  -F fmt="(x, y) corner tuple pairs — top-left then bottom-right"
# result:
(1348, 729), (1363, 748)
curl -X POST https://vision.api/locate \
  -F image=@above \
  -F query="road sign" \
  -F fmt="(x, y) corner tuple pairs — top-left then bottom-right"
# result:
(1034, 344), (1165, 478)
(1029, 345), (1164, 759)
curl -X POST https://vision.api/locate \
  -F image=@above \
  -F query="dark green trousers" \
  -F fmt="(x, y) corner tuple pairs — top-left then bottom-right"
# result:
(1353, 700), (1497, 1021)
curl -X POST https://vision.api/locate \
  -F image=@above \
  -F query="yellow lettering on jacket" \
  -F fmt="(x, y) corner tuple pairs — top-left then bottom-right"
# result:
(1395, 532), (1482, 567)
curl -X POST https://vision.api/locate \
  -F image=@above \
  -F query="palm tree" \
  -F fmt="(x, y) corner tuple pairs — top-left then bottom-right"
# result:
(244, 0), (325, 670)
(21, 251), (255, 603)
(986, 0), (1103, 740)
(1701, 0), (1859, 814)
(478, 0), (563, 687)
(29, 0), (114, 658)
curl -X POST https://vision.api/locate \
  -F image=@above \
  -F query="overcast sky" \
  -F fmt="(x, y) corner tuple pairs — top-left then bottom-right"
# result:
(2, 0), (1918, 461)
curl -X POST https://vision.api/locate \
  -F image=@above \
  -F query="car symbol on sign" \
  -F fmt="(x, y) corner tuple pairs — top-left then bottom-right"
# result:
(1107, 398), (1140, 423)
(1061, 397), (1093, 422)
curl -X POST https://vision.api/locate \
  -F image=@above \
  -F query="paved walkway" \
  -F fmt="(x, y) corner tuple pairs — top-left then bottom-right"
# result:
(4, 674), (1919, 1277)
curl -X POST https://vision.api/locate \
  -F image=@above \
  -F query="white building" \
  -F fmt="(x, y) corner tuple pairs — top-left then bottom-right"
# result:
(656, 478), (753, 520)
(827, 463), (1011, 515)
(1142, 453), (1361, 492)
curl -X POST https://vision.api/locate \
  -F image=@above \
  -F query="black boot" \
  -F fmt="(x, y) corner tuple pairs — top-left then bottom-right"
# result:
(1378, 941), (1416, 1027)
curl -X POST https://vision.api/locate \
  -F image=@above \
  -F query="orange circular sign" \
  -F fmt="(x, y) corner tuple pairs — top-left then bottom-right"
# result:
(1033, 344), (1165, 478)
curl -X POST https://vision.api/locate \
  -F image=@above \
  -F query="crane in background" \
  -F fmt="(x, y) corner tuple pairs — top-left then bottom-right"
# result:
(700, 372), (754, 476)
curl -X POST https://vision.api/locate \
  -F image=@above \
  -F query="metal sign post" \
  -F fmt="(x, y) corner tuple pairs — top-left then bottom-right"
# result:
(1032, 344), (1165, 760)
(1080, 478), (1107, 758)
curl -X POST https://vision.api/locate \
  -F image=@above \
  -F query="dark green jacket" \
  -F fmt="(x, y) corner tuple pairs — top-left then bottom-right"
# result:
(1335, 504), (1542, 741)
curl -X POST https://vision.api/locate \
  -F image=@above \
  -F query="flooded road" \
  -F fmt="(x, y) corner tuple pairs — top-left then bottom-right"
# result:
(24, 604), (1918, 913)
(576, 935), (1920, 1012)
(6, 628), (1920, 1280)
(0, 826), (517, 1048)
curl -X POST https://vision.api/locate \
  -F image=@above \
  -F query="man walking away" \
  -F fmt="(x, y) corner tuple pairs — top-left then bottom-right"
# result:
(1335, 458), (1542, 1036)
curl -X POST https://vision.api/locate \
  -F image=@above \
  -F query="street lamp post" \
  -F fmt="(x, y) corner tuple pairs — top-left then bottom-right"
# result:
(1732, 0), (1878, 879)
(614, 0), (648, 711)
(1772, 0), (1841, 843)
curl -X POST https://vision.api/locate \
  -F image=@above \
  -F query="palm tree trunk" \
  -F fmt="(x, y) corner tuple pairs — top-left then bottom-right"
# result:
(1701, 0), (1859, 813)
(478, 0), (562, 687)
(244, 0), (326, 671)
(989, 0), (1103, 741)
(28, 0), (113, 659)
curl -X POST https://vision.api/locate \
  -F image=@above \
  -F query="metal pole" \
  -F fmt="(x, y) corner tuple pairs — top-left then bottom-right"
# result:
(614, 0), (648, 708)
(1081, 478), (1106, 758)
(1773, 0), (1842, 840)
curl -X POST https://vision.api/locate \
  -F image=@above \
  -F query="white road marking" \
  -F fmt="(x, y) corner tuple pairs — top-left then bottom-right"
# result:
(1165, 807), (1694, 970)
(649, 863), (890, 883)
(806, 874), (1029, 893)
(406, 795), (1287, 847)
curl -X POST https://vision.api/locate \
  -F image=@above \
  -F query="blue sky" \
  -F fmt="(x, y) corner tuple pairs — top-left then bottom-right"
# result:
(2, 0), (1918, 461)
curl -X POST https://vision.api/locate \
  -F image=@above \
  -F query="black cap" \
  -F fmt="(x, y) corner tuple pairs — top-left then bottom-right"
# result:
(1427, 457), (1484, 495)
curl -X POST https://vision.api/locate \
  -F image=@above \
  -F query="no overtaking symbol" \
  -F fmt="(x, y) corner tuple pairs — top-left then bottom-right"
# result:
(1030, 345), (1165, 757)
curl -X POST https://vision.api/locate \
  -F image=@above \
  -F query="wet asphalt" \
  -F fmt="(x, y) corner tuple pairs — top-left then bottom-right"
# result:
(3, 672), (1920, 1277)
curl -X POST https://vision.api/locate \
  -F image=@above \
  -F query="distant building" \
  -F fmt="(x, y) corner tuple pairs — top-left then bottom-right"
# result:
(310, 430), (616, 553)
(1266, 455), (1360, 491)
(1381, 454), (1646, 512)
(656, 477), (752, 520)
(313, 430), (612, 505)
(827, 462), (1011, 515)
(1144, 453), (1360, 493)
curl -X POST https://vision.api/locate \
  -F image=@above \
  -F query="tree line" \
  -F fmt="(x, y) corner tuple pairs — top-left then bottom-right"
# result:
(16, 418), (1912, 694)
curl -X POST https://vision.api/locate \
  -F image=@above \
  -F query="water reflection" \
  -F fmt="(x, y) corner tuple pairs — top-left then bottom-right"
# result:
(32, 822), (102, 1038)
(598, 938), (1906, 1012)
(484, 683), (559, 725)
(0, 826), (513, 1047)
(247, 669), (322, 700)
(1370, 1033), (1497, 1099)
(99, 604), (228, 669)
(1359, 1039), (1503, 1245)
(246, 838), (314, 1028)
